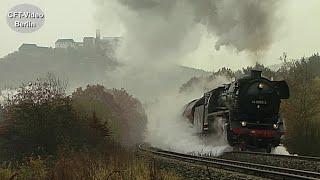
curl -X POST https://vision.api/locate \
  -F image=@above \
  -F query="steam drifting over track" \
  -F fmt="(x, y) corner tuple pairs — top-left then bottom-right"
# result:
(139, 144), (320, 180)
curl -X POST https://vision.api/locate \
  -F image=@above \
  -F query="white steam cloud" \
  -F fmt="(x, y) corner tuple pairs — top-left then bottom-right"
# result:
(272, 145), (290, 155)
(93, 0), (282, 155)
(145, 93), (232, 156)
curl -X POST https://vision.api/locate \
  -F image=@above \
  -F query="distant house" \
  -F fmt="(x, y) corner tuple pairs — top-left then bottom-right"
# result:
(83, 37), (95, 48)
(18, 43), (51, 54)
(55, 39), (75, 49)
(19, 43), (38, 51)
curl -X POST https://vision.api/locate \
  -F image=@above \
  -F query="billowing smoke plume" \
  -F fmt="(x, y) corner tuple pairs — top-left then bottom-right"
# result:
(94, 0), (281, 100)
(97, 0), (280, 55)
(189, 0), (279, 52)
(93, 0), (281, 155)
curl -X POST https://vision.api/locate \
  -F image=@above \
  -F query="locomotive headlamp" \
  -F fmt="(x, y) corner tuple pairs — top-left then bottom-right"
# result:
(258, 83), (264, 89)
(273, 123), (279, 129)
(241, 121), (247, 127)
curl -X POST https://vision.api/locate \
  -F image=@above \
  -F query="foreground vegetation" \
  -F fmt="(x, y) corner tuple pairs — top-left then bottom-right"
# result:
(0, 147), (181, 180)
(0, 75), (179, 179)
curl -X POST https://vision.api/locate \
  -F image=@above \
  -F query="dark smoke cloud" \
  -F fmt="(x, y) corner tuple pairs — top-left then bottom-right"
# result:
(110, 0), (280, 53)
(92, 0), (282, 101)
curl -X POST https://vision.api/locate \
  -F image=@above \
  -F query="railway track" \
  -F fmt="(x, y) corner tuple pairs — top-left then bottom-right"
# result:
(223, 150), (320, 162)
(139, 144), (320, 180)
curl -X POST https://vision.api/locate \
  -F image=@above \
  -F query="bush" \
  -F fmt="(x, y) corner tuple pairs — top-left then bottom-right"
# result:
(72, 85), (147, 146)
(110, 88), (147, 145)
(0, 75), (109, 160)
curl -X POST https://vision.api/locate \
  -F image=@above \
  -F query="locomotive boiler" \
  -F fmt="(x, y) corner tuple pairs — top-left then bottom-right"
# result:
(183, 70), (289, 152)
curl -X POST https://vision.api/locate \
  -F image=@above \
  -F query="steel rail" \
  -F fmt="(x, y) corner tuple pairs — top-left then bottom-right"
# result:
(225, 151), (320, 162)
(139, 144), (320, 180)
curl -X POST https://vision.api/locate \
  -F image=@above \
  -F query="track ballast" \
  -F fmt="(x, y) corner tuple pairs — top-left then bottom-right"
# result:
(139, 144), (320, 180)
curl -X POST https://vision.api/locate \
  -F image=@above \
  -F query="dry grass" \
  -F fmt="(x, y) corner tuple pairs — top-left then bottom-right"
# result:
(0, 149), (182, 180)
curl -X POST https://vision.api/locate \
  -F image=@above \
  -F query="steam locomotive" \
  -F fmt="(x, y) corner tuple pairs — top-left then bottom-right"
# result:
(183, 70), (289, 152)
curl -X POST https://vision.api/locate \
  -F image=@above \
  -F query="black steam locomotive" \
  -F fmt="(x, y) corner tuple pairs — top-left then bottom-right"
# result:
(183, 70), (289, 152)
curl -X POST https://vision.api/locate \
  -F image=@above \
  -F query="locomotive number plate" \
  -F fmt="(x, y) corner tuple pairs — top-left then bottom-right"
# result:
(251, 100), (267, 105)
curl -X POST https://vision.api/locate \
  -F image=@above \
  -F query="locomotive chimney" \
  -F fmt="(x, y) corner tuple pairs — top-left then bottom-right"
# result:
(251, 70), (262, 78)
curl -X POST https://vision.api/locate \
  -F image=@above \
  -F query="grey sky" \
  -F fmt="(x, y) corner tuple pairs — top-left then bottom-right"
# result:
(0, 0), (319, 71)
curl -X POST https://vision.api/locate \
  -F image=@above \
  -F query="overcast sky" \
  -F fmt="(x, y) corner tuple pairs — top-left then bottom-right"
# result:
(0, 0), (319, 71)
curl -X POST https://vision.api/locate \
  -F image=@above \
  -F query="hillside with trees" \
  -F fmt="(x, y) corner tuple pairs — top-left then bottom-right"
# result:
(0, 47), (118, 90)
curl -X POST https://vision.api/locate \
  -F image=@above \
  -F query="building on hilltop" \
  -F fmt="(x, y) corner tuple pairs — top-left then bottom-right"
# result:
(51, 30), (122, 56)
(83, 37), (95, 48)
(83, 29), (101, 49)
(19, 43), (38, 51)
(18, 43), (51, 54)
(55, 39), (76, 49)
